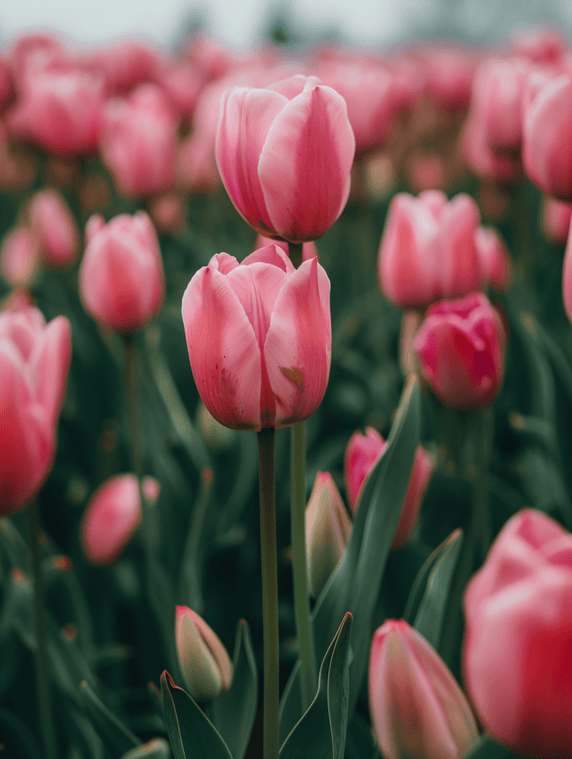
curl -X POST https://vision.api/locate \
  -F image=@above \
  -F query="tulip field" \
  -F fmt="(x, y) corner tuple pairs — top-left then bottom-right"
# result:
(2, 25), (572, 759)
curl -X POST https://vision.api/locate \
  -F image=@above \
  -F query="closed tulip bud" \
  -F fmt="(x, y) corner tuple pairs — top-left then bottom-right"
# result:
(378, 191), (484, 309)
(542, 195), (572, 244)
(102, 84), (177, 199)
(305, 472), (351, 598)
(523, 72), (572, 200)
(27, 189), (79, 268)
(216, 74), (355, 242)
(79, 212), (165, 334)
(344, 428), (433, 549)
(175, 606), (233, 701)
(182, 244), (331, 431)
(473, 226), (512, 293)
(463, 509), (572, 757)
(0, 226), (39, 287)
(80, 474), (159, 565)
(0, 307), (71, 514)
(256, 234), (317, 263)
(414, 292), (505, 410)
(370, 619), (479, 759)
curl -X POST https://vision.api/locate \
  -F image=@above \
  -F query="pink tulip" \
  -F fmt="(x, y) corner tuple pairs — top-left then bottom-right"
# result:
(344, 427), (433, 549)
(510, 25), (568, 64)
(0, 227), (39, 287)
(27, 189), (79, 268)
(522, 72), (572, 200)
(420, 47), (477, 111)
(80, 474), (159, 565)
(216, 74), (355, 242)
(176, 130), (221, 195)
(7, 67), (104, 157)
(256, 234), (317, 263)
(561, 218), (572, 325)
(305, 472), (351, 597)
(175, 605), (233, 701)
(79, 212), (165, 334)
(148, 192), (186, 234)
(181, 244), (331, 431)
(101, 84), (177, 198)
(462, 115), (523, 183)
(378, 191), (483, 309)
(87, 41), (164, 96)
(370, 619), (479, 759)
(463, 509), (572, 757)
(413, 292), (505, 410)
(473, 226), (512, 293)
(542, 196), (572, 244)
(159, 63), (202, 123)
(0, 307), (71, 514)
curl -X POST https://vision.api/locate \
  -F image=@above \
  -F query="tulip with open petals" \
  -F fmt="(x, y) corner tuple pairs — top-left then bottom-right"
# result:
(182, 244), (331, 431)
(216, 74), (355, 242)
(370, 619), (479, 759)
(464, 509), (572, 757)
(0, 307), (71, 514)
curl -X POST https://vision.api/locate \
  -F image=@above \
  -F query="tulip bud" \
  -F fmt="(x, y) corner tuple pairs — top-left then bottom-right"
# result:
(216, 74), (355, 242)
(182, 245), (331, 431)
(80, 474), (159, 566)
(463, 509), (572, 757)
(256, 235), (317, 263)
(369, 619), (479, 759)
(344, 428), (433, 549)
(175, 606), (233, 701)
(305, 472), (351, 598)
(0, 226), (39, 287)
(542, 196), (572, 244)
(79, 212), (165, 335)
(473, 226), (512, 293)
(27, 189), (79, 268)
(413, 292), (505, 410)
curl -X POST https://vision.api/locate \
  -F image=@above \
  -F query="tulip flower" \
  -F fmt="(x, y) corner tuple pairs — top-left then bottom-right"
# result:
(27, 189), (79, 268)
(175, 606), (233, 701)
(79, 212), (165, 335)
(216, 74), (355, 242)
(181, 244), (331, 431)
(344, 428), (433, 549)
(80, 474), (159, 566)
(256, 234), (317, 263)
(413, 292), (505, 410)
(101, 84), (177, 199)
(463, 509), (572, 757)
(542, 196), (572, 244)
(305, 472), (351, 598)
(370, 619), (479, 759)
(0, 227), (39, 287)
(473, 227), (512, 293)
(0, 307), (71, 514)
(377, 191), (484, 309)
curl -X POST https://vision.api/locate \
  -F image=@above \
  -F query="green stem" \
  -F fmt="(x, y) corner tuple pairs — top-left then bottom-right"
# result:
(289, 242), (303, 270)
(29, 501), (57, 759)
(258, 428), (279, 759)
(290, 422), (317, 710)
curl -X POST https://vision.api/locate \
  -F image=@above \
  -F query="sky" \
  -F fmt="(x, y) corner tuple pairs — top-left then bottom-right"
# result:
(0, 0), (570, 50)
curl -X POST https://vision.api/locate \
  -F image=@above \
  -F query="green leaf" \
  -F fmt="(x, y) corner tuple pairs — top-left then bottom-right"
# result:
(279, 613), (352, 759)
(79, 680), (141, 755)
(120, 738), (172, 759)
(461, 735), (516, 758)
(160, 671), (233, 759)
(413, 528), (464, 650)
(211, 619), (258, 759)
(344, 713), (380, 759)
(280, 377), (421, 742)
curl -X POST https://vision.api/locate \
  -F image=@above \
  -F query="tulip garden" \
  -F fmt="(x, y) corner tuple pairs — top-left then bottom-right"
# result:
(2, 24), (572, 759)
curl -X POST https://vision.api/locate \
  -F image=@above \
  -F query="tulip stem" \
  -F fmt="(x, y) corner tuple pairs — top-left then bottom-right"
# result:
(258, 428), (280, 759)
(29, 500), (57, 759)
(291, 421), (317, 710)
(289, 243), (303, 270)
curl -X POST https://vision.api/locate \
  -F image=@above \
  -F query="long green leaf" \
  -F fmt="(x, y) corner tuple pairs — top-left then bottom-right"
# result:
(79, 680), (141, 755)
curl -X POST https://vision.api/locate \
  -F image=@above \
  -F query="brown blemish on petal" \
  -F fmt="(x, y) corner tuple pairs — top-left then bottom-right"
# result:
(280, 366), (304, 389)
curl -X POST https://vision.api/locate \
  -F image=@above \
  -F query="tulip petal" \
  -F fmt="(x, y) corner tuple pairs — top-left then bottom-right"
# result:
(182, 263), (262, 431)
(29, 316), (72, 428)
(216, 87), (288, 235)
(258, 83), (356, 242)
(264, 257), (331, 428)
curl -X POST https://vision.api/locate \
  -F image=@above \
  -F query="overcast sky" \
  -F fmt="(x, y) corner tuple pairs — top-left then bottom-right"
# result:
(0, 0), (570, 50)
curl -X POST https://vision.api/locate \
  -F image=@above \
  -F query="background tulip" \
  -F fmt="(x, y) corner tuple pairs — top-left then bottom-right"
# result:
(369, 619), (479, 759)
(542, 196), (572, 244)
(175, 605), (233, 701)
(305, 472), (351, 598)
(464, 509), (572, 757)
(216, 74), (355, 242)
(0, 307), (71, 514)
(79, 212), (165, 334)
(0, 226), (39, 287)
(344, 427), (433, 549)
(27, 189), (79, 268)
(181, 244), (331, 431)
(413, 292), (505, 410)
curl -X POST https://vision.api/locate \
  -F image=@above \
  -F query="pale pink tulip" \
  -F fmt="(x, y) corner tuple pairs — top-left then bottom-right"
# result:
(0, 307), (71, 514)
(256, 235), (317, 263)
(27, 189), (79, 268)
(79, 212), (165, 334)
(370, 619), (479, 759)
(181, 244), (331, 431)
(0, 227), (39, 287)
(473, 226), (512, 293)
(175, 605), (233, 701)
(216, 74), (355, 242)
(542, 196), (572, 244)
